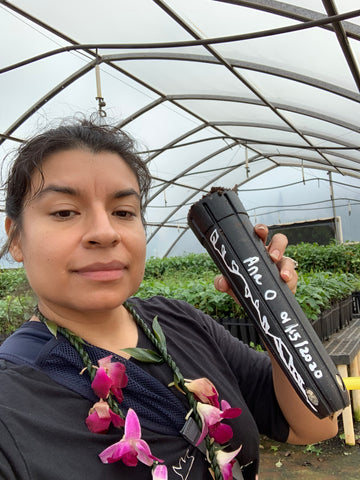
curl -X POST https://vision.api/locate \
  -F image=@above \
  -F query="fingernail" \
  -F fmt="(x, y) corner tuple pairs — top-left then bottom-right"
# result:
(270, 249), (280, 261)
(282, 270), (291, 281)
(214, 275), (222, 291)
(218, 276), (226, 291)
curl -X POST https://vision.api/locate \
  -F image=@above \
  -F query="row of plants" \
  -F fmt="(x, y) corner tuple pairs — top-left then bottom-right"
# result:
(1, 242), (360, 337)
(285, 242), (360, 275)
(295, 272), (359, 320)
(137, 271), (359, 320)
(143, 253), (218, 279)
(144, 242), (360, 278)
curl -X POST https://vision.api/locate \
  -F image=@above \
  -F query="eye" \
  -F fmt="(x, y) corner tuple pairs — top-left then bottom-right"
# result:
(51, 210), (78, 219)
(113, 209), (136, 218)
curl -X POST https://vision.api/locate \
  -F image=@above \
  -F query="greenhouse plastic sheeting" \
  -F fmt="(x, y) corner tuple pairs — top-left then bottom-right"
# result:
(1, 0), (360, 259)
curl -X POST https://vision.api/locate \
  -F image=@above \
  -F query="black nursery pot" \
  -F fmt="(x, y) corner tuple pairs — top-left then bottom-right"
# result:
(220, 317), (263, 347)
(352, 291), (360, 317)
(339, 295), (352, 329)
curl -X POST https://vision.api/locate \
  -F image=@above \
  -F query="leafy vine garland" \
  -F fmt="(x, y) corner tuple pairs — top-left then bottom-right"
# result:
(35, 303), (242, 480)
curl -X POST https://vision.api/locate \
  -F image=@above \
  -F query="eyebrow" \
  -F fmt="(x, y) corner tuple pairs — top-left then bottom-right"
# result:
(35, 184), (141, 201)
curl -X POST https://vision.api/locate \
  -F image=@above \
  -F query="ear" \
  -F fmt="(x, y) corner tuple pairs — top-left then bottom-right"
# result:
(5, 217), (24, 263)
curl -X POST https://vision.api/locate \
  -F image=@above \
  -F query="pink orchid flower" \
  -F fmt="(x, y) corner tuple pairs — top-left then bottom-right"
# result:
(196, 399), (242, 445)
(99, 409), (163, 467)
(152, 464), (168, 479)
(184, 378), (219, 408)
(85, 399), (124, 433)
(91, 355), (128, 402)
(215, 445), (242, 480)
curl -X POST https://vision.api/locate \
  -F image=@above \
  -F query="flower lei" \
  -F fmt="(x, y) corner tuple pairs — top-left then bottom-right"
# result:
(35, 303), (242, 480)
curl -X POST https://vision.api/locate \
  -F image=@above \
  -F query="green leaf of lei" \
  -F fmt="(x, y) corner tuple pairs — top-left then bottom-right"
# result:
(43, 319), (58, 338)
(121, 347), (164, 363)
(173, 368), (184, 389)
(152, 315), (167, 351)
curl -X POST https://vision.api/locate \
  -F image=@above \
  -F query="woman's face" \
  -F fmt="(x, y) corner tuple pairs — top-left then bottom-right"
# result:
(6, 148), (147, 317)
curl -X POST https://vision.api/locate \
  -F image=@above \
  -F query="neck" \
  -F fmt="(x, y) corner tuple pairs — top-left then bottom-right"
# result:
(36, 302), (138, 356)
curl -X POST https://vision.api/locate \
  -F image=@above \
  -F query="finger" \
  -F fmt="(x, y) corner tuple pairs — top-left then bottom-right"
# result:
(254, 224), (268, 245)
(214, 275), (239, 304)
(266, 233), (288, 263)
(214, 274), (230, 293)
(277, 256), (298, 294)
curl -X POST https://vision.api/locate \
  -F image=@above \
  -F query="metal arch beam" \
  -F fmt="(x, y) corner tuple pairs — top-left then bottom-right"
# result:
(261, 154), (360, 179)
(145, 120), (360, 209)
(149, 149), (360, 208)
(99, 52), (360, 170)
(117, 97), (165, 129)
(148, 132), (360, 168)
(146, 156), (279, 244)
(148, 161), (274, 212)
(0, 3), (221, 149)
(101, 52), (360, 104)
(2, 6), (360, 74)
(165, 93), (360, 134)
(146, 150), (360, 250)
(161, 164), (279, 257)
(154, 0), (349, 174)
(150, 176), (207, 194)
(115, 88), (360, 179)
(209, 121), (360, 149)
(146, 162), (243, 244)
(141, 134), (360, 156)
(0, 1), (213, 147)
(156, 157), (360, 257)
(145, 125), (207, 163)
(2, 0), (358, 172)
(268, 160), (360, 180)
(145, 131), (287, 206)
(1, 5), (360, 119)
(0, 60), (97, 146)
(322, 0), (360, 92)
(319, 150), (360, 165)
(3, 2), (358, 176)
(115, 89), (360, 200)
(4, 89), (359, 153)
(162, 228), (188, 258)
(216, 0), (360, 40)
(146, 140), (242, 205)
(149, 152), (273, 193)
(1, 4), (359, 176)
(135, 93), (360, 172)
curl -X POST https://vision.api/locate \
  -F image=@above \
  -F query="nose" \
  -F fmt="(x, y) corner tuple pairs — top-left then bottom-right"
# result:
(82, 209), (120, 248)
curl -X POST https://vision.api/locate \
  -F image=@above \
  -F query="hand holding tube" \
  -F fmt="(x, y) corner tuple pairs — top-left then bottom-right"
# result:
(188, 188), (349, 418)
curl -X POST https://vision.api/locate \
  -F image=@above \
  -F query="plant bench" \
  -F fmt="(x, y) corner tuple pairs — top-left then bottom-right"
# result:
(323, 317), (360, 445)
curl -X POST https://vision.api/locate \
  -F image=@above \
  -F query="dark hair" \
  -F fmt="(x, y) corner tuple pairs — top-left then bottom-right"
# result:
(2, 120), (151, 256)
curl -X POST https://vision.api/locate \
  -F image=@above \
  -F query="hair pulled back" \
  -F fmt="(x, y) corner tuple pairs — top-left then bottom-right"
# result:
(3, 120), (151, 255)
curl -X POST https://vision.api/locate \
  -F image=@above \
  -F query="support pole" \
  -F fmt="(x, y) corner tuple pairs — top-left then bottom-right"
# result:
(328, 171), (341, 243)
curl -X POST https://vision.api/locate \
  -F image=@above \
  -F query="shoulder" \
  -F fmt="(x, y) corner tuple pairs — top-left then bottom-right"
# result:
(0, 322), (56, 366)
(0, 359), (53, 402)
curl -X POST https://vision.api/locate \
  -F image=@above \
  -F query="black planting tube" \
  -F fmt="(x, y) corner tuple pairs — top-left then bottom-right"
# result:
(188, 188), (349, 418)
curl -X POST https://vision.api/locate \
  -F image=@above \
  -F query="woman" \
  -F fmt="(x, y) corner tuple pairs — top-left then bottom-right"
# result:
(0, 120), (337, 480)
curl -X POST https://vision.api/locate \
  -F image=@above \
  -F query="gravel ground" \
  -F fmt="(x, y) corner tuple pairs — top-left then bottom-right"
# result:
(259, 420), (360, 480)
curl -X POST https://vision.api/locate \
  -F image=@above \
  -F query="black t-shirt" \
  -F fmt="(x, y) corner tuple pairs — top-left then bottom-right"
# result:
(0, 296), (289, 479)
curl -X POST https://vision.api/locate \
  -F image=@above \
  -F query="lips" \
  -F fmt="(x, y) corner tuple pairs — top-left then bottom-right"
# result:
(74, 261), (126, 281)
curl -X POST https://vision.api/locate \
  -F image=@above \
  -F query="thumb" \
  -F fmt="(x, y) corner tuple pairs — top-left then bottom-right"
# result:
(214, 275), (229, 293)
